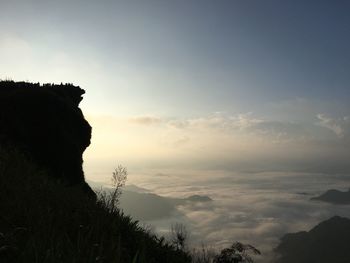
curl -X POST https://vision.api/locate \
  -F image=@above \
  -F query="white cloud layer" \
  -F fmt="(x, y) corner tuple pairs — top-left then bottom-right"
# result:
(117, 170), (350, 263)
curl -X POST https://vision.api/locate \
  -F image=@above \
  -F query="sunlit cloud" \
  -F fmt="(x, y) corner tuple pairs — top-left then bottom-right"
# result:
(317, 114), (350, 138)
(83, 111), (350, 182)
(128, 116), (163, 125)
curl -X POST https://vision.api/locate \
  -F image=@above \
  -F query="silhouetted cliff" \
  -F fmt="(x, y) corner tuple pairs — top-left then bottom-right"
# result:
(0, 80), (93, 197)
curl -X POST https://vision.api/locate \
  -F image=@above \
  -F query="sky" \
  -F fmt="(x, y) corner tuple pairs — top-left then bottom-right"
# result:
(1, 0), (350, 176)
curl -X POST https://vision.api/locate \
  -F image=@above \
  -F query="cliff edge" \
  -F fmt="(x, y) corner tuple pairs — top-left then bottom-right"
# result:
(0, 80), (94, 197)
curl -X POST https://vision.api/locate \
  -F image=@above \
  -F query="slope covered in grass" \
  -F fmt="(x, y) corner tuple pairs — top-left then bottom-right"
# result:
(0, 148), (191, 263)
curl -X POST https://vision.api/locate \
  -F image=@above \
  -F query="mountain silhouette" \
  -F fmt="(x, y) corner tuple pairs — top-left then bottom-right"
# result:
(311, 189), (350, 204)
(275, 216), (350, 263)
(185, 195), (212, 202)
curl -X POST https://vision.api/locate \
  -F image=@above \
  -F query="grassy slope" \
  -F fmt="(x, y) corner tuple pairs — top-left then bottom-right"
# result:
(0, 148), (191, 263)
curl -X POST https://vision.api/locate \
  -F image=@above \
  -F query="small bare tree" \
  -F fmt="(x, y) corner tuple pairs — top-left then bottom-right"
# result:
(110, 165), (127, 207)
(170, 223), (189, 251)
(191, 244), (217, 263)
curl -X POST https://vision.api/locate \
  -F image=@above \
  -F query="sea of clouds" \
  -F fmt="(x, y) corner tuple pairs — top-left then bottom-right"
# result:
(119, 170), (350, 262)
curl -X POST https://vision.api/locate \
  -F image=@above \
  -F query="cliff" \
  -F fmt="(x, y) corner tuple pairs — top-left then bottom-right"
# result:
(0, 80), (94, 197)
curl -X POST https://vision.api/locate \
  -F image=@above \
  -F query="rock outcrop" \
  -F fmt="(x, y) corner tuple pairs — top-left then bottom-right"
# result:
(0, 81), (94, 198)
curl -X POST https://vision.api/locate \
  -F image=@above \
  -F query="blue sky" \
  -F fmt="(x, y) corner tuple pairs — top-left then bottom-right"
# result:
(1, 0), (349, 176)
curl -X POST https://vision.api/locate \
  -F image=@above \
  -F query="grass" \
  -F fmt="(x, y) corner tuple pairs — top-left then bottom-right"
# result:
(0, 148), (191, 263)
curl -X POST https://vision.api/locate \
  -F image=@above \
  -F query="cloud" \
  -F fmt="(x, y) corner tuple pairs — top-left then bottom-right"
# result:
(165, 113), (314, 144)
(235, 113), (264, 130)
(167, 120), (190, 129)
(167, 113), (274, 132)
(123, 170), (350, 263)
(89, 112), (349, 144)
(84, 111), (350, 178)
(128, 116), (163, 125)
(172, 136), (190, 147)
(317, 114), (349, 138)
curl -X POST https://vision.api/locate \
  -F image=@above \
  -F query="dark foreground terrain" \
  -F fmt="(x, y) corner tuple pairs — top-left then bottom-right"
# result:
(0, 146), (191, 263)
(0, 81), (190, 263)
(275, 216), (350, 263)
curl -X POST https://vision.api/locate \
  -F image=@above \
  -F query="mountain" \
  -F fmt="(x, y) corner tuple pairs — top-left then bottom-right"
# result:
(92, 185), (213, 221)
(119, 190), (180, 221)
(311, 189), (350, 204)
(119, 191), (212, 221)
(185, 195), (212, 202)
(87, 180), (213, 221)
(275, 216), (350, 263)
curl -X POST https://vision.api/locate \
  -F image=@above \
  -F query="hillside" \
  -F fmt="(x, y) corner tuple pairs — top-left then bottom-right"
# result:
(275, 216), (350, 263)
(0, 149), (191, 262)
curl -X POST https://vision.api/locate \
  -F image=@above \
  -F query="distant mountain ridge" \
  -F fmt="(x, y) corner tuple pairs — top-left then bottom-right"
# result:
(119, 191), (213, 221)
(275, 216), (350, 263)
(88, 182), (213, 221)
(311, 188), (350, 204)
(185, 195), (212, 202)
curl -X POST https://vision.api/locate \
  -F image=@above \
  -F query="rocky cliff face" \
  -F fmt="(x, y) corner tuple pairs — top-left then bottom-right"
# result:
(0, 81), (94, 197)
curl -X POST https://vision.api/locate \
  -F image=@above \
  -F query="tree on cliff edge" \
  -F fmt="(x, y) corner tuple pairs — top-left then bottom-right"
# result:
(213, 242), (261, 263)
